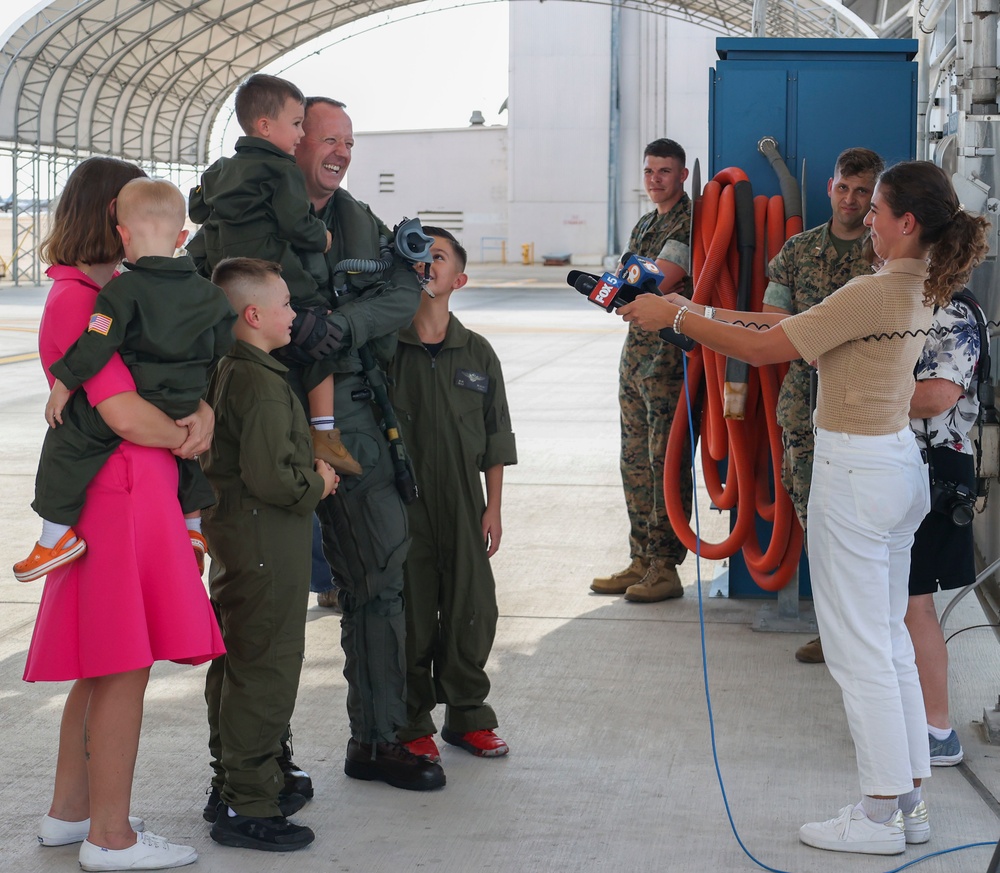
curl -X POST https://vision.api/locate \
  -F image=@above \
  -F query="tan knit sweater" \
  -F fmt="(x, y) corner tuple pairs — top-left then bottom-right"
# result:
(780, 259), (932, 436)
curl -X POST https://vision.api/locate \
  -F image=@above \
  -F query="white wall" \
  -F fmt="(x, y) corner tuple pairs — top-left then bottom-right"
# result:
(348, 126), (508, 263)
(508, 1), (612, 263)
(508, 2), (718, 261)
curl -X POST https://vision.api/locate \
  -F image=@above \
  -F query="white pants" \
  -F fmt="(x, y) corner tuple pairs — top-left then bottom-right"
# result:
(808, 427), (932, 796)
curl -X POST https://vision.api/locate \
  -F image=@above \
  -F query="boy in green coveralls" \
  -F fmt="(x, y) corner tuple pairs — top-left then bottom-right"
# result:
(201, 257), (339, 852)
(189, 73), (361, 479)
(388, 228), (517, 762)
(14, 177), (235, 583)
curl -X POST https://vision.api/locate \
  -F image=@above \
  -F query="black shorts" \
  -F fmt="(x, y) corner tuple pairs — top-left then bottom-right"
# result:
(908, 446), (976, 596)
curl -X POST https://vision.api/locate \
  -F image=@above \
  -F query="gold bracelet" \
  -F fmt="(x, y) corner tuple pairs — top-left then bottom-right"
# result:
(673, 305), (689, 335)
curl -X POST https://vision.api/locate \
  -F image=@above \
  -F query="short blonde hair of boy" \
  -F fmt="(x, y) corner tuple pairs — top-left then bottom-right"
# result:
(115, 178), (186, 233)
(212, 257), (284, 312)
(40, 157), (146, 267)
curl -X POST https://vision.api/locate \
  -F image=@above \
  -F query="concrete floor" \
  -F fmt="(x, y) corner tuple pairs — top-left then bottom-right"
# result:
(1, 265), (999, 872)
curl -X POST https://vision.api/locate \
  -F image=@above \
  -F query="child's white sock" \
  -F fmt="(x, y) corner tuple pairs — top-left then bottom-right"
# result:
(311, 416), (335, 431)
(39, 520), (74, 549)
(185, 517), (202, 534)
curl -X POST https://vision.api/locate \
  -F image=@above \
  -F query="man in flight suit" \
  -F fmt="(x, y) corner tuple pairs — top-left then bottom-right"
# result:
(292, 97), (445, 790)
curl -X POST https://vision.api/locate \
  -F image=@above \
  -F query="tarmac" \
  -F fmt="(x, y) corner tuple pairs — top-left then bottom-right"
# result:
(1, 263), (999, 872)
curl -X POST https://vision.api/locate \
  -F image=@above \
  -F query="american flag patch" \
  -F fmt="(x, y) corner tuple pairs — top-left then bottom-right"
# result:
(88, 313), (113, 335)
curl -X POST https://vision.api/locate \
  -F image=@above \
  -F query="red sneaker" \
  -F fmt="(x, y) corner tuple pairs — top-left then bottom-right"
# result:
(403, 735), (441, 763)
(13, 529), (87, 582)
(190, 531), (207, 575)
(441, 728), (509, 758)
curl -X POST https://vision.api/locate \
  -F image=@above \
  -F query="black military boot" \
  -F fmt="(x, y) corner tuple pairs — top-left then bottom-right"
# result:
(344, 738), (446, 791)
(277, 733), (314, 799)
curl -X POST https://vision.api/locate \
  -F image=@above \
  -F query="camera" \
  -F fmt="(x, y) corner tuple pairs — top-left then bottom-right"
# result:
(930, 478), (976, 526)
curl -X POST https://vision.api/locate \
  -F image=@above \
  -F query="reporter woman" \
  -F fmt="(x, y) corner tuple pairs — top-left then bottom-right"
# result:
(618, 161), (990, 856)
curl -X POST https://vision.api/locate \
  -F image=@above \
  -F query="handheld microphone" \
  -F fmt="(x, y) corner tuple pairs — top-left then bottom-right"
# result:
(567, 267), (696, 352)
(568, 270), (624, 311)
(619, 252), (664, 293)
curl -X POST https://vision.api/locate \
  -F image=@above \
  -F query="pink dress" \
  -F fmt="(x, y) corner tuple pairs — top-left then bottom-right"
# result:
(23, 265), (226, 681)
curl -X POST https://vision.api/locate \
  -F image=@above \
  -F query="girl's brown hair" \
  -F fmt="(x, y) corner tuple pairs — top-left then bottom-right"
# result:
(877, 161), (991, 306)
(39, 157), (146, 267)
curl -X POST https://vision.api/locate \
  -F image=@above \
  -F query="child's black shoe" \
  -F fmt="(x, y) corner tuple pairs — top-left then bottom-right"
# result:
(210, 806), (314, 852)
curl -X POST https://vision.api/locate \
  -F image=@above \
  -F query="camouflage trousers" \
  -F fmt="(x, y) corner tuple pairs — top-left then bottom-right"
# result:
(619, 334), (691, 566)
(780, 427), (814, 535)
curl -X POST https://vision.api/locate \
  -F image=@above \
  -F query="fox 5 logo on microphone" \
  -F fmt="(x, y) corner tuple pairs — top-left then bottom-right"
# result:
(588, 273), (623, 310)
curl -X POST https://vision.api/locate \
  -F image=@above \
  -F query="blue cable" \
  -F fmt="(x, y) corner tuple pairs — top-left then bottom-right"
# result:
(679, 353), (996, 872)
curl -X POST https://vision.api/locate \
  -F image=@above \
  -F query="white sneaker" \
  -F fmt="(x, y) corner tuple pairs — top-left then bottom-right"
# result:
(799, 803), (905, 855)
(38, 814), (145, 846)
(903, 799), (930, 844)
(79, 831), (197, 871)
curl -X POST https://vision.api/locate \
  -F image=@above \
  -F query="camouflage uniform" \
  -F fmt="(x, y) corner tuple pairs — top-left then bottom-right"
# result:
(619, 195), (693, 566)
(763, 222), (871, 530)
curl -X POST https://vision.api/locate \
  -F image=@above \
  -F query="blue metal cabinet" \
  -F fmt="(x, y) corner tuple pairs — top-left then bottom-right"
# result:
(708, 38), (917, 598)
(710, 38), (917, 228)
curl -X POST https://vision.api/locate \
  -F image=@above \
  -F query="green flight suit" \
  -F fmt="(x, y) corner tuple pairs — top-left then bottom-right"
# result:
(189, 135), (334, 393)
(296, 188), (422, 744)
(762, 223), (871, 529)
(619, 195), (694, 566)
(37, 255), (234, 523)
(388, 315), (517, 741)
(189, 136), (329, 308)
(202, 340), (325, 817)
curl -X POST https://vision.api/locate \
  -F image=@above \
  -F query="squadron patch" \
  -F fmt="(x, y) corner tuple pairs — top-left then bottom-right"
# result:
(454, 368), (489, 393)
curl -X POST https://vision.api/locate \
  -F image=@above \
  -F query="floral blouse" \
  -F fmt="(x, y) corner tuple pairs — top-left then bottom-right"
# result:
(911, 298), (981, 454)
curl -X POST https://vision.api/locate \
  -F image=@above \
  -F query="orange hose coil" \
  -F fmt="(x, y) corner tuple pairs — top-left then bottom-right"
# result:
(664, 168), (803, 591)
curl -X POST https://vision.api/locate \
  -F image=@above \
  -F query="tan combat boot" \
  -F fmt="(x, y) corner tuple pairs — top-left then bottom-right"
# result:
(311, 427), (363, 476)
(624, 558), (684, 602)
(795, 637), (824, 663)
(591, 556), (649, 594)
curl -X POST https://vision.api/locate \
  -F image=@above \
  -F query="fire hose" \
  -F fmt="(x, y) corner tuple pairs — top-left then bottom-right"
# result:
(663, 166), (805, 591)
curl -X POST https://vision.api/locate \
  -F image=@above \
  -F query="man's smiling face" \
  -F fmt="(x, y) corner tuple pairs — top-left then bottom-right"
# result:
(296, 101), (354, 208)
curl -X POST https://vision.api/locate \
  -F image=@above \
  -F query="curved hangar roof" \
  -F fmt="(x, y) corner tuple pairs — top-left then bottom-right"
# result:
(0, 0), (877, 165)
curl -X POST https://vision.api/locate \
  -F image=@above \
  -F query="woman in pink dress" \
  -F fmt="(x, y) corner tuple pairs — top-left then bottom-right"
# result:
(25, 157), (226, 871)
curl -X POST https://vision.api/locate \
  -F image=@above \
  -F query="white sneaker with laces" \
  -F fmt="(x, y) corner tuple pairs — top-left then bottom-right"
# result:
(799, 803), (905, 855)
(78, 831), (197, 871)
(38, 814), (145, 847)
(903, 800), (930, 844)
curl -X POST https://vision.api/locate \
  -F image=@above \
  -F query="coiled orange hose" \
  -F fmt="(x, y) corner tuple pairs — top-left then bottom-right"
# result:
(664, 168), (803, 591)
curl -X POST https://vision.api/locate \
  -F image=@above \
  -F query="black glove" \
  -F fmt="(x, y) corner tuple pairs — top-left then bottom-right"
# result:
(289, 307), (344, 361)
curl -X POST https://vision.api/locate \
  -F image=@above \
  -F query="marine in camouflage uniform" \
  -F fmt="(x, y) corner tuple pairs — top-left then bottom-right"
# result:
(609, 195), (694, 597)
(763, 223), (872, 531)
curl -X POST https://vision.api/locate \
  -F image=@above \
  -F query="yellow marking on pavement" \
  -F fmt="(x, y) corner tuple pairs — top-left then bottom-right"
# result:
(0, 325), (39, 333)
(0, 352), (38, 365)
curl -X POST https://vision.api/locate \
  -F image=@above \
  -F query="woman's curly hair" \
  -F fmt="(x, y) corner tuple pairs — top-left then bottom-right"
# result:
(877, 161), (990, 307)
